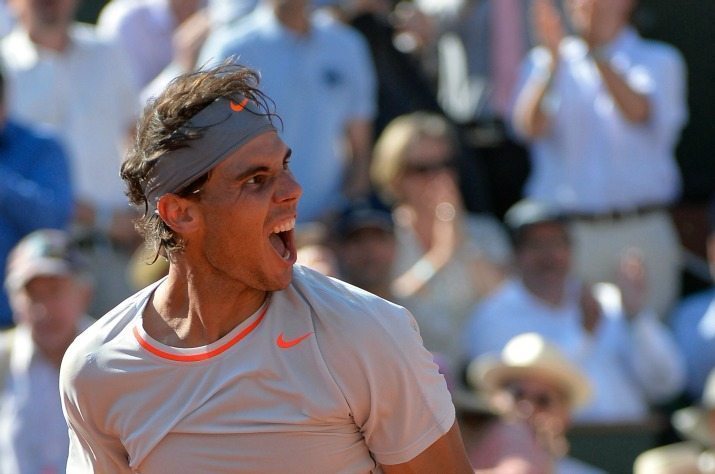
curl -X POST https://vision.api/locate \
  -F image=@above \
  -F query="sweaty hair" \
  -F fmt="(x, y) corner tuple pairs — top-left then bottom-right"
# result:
(121, 62), (277, 257)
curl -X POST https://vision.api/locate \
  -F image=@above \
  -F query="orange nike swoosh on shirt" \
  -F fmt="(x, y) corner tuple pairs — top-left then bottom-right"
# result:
(276, 332), (313, 349)
(230, 98), (249, 112)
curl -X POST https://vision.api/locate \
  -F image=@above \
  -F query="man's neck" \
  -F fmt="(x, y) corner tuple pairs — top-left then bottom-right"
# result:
(522, 277), (567, 307)
(26, 24), (72, 52)
(274, 5), (311, 35)
(145, 268), (269, 348)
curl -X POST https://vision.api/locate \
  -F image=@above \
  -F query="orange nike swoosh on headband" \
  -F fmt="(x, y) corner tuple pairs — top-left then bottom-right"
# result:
(230, 98), (249, 112)
(276, 331), (313, 349)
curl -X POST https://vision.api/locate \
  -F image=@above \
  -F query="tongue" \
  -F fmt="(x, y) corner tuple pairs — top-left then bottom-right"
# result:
(269, 232), (287, 257)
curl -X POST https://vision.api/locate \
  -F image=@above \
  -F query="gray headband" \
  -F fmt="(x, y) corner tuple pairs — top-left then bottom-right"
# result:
(143, 96), (277, 209)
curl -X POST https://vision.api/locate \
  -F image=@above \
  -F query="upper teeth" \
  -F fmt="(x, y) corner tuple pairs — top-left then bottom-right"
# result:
(272, 218), (295, 234)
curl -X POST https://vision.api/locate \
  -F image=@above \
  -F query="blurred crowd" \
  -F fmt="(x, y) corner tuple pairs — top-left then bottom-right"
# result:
(0, 0), (713, 472)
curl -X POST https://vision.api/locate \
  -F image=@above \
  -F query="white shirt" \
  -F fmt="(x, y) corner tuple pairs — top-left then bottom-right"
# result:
(0, 320), (92, 474)
(60, 265), (455, 473)
(463, 278), (686, 422)
(96, 0), (176, 88)
(1, 24), (139, 210)
(512, 27), (688, 213)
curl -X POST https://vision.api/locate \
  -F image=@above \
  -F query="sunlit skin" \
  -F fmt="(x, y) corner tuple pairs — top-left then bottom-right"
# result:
(10, 275), (90, 367)
(146, 131), (302, 347)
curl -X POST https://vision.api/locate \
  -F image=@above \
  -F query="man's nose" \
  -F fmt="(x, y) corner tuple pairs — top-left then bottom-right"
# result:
(276, 170), (303, 203)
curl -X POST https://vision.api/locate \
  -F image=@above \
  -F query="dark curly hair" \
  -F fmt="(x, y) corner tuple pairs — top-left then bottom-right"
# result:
(121, 61), (278, 257)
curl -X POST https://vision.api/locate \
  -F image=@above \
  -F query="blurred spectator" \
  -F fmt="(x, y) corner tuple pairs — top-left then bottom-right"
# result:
(126, 244), (169, 291)
(207, 0), (257, 26)
(329, 198), (396, 300)
(96, 0), (209, 89)
(321, 0), (442, 137)
(295, 221), (340, 278)
(0, 229), (93, 473)
(296, 243), (339, 278)
(1, 0), (141, 316)
(421, 0), (538, 217)
(510, 0), (688, 318)
(634, 370), (715, 474)
(671, 198), (715, 401)
(466, 332), (604, 473)
(199, 0), (377, 223)
(198, 0), (258, 58)
(371, 111), (509, 378)
(463, 199), (685, 422)
(0, 65), (73, 327)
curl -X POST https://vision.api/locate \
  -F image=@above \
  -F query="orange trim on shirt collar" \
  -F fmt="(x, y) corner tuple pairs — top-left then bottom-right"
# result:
(133, 303), (269, 362)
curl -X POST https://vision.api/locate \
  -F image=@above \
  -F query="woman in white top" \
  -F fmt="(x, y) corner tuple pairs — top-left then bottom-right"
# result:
(370, 112), (511, 378)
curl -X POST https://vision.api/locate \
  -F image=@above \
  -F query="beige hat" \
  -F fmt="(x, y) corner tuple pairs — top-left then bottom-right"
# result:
(672, 370), (715, 448)
(5, 229), (88, 292)
(467, 332), (592, 409)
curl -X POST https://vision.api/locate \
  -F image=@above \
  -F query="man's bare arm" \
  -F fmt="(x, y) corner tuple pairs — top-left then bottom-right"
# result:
(382, 421), (474, 474)
(594, 57), (650, 123)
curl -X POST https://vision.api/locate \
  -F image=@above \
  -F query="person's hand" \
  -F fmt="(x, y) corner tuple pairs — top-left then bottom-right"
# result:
(532, 0), (564, 60)
(426, 172), (464, 264)
(579, 283), (601, 334)
(530, 412), (569, 460)
(616, 247), (647, 320)
(580, 1), (617, 50)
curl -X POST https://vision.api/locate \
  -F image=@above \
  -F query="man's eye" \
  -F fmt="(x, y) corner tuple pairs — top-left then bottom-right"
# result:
(247, 175), (267, 185)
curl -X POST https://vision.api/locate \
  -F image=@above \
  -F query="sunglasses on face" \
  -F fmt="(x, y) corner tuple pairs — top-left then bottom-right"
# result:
(506, 384), (565, 411)
(401, 160), (455, 176)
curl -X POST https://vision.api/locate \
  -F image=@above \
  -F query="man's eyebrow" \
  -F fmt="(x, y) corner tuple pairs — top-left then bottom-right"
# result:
(233, 148), (292, 181)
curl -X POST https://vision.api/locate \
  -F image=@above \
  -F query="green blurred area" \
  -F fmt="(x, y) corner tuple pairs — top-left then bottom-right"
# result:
(75, 0), (109, 25)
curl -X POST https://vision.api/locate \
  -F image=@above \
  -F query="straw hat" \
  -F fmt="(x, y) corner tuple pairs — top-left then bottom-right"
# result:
(467, 333), (592, 409)
(672, 370), (715, 448)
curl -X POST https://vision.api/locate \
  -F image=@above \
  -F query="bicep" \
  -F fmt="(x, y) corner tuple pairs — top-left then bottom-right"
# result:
(381, 421), (473, 474)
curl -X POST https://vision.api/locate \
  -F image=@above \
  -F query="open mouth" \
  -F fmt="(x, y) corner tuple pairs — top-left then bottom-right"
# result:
(269, 218), (296, 261)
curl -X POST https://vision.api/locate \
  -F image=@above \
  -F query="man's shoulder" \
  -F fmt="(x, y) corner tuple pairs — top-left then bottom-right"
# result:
(61, 286), (152, 381)
(5, 119), (64, 148)
(289, 265), (414, 334)
(671, 288), (715, 324)
(291, 264), (404, 312)
(477, 279), (523, 309)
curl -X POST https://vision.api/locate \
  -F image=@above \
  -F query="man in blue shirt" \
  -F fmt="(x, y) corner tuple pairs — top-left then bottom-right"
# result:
(671, 200), (715, 401)
(200, 0), (376, 223)
(0, 66), (74, 326)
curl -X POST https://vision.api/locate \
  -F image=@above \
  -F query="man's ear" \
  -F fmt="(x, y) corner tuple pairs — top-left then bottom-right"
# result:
(156, 194), (200, 234)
